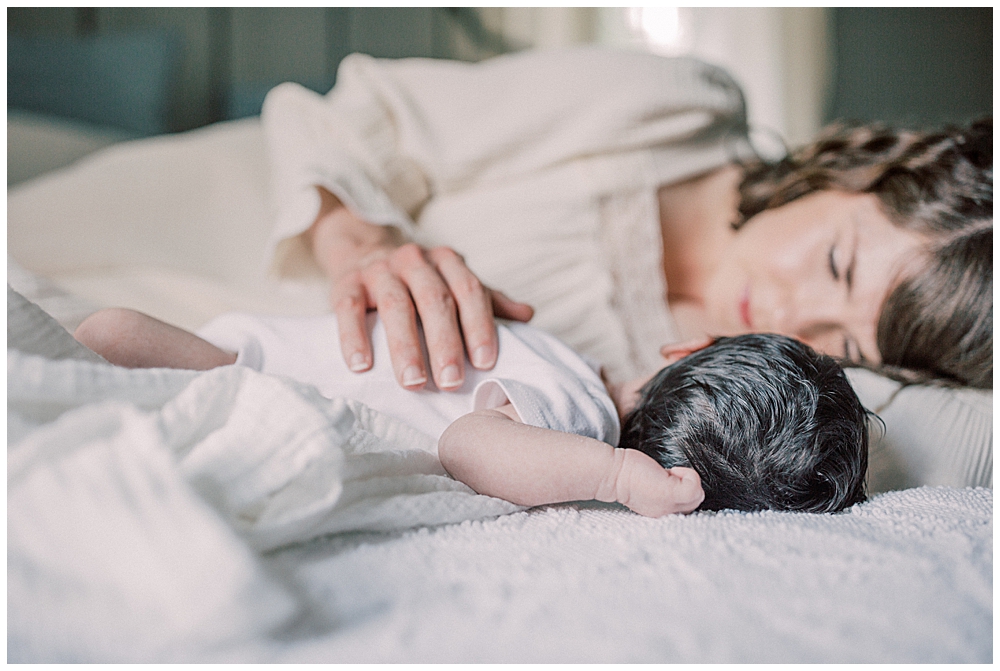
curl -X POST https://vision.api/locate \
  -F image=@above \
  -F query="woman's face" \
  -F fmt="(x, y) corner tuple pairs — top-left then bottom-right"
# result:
(702, 190), (927, 364)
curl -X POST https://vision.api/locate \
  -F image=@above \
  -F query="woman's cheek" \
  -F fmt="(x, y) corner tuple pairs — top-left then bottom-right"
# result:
(701, 281), (736, 335)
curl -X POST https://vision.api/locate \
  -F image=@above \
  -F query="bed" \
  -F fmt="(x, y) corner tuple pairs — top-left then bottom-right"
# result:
(7, 111), (993, 663)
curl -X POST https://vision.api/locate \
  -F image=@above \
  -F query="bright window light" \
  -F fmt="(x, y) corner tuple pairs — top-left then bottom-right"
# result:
(627, 7), (684, 52)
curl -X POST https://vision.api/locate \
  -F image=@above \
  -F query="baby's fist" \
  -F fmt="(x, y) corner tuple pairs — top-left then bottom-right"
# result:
(616, 450), (704, 517)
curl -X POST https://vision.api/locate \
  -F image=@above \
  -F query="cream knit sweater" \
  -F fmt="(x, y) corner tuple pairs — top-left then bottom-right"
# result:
(261, 47), (747, 383)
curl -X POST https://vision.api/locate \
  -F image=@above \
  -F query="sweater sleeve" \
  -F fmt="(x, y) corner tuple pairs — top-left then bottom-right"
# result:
(261, 48), (746, 279)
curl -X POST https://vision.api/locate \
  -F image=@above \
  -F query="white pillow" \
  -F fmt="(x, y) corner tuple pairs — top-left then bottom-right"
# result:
(7, 110), (134, 186)
(7, 117), (271, 284)
(847, 368), (992, 492)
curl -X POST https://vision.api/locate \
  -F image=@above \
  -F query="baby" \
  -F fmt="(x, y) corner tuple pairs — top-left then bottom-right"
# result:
(75, 308), (869, 517)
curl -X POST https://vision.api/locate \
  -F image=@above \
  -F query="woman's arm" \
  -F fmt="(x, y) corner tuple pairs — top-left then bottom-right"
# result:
(438, 404), (704, 517)
(263, 57), (549, 394)
(263, 52), (742, 394)
(308, 187), (533, 390)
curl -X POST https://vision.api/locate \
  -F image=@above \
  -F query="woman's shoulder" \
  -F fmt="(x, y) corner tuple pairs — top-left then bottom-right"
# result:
(334, 46), (742, 96)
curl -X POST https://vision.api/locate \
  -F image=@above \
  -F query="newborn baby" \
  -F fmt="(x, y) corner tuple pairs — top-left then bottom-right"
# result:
(75, 308), (869, 516)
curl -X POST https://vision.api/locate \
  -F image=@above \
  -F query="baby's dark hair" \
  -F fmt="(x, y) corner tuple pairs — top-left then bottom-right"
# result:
(620, 334), (869, 513)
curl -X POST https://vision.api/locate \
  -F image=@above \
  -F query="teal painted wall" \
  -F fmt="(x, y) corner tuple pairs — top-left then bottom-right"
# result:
(828, 7), (992, 127)
(7, 8), (510, 133)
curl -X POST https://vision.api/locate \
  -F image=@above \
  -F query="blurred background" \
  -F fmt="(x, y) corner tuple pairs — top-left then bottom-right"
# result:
(8, 7), (992, 185)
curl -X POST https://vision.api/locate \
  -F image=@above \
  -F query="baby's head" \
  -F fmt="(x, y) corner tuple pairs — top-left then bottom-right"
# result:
(620, 334), (869, 513)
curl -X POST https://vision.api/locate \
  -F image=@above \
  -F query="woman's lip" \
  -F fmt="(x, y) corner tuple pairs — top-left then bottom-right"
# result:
(739, 286), (753, 329)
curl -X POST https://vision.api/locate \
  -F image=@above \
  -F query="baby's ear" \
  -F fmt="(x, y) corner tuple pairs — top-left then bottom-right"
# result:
(659, 336), (715, 366)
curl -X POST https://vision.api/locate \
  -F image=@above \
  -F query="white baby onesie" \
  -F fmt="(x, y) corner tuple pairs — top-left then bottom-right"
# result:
(197, 312), (620, 446)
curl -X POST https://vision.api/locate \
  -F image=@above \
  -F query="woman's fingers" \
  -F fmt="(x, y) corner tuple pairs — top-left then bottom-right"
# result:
(659, 336), (716, 365)
(429, 247), (500, 371)
(331, 242), (536, 391)
(330, 270), (374, 372)
(392, 244), (467, 389)
(490, 289), (535, 323)
(363, 252), (430, 389)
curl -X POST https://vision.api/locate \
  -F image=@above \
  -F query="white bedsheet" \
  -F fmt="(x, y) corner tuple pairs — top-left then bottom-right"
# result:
(7, 347), (992, 662)
(271, 487), (992, 664)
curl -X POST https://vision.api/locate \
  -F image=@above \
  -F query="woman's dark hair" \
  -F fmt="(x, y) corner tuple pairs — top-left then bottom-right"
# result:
(620, 334), (870, 513)
(735, 117), (992, 388)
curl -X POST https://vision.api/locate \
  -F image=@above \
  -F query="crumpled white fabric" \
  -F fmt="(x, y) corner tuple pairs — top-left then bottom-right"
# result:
(8, 349), (520, 661)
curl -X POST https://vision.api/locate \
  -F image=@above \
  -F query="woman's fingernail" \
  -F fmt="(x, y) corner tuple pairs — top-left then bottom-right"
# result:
(402, 365), (427, 387)
(349, 352), (368, 371)
(471, 345), (494, 369)
(439, 364), (462, 389)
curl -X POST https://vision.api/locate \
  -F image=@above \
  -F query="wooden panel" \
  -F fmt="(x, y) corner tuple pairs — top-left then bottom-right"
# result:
(7, 8), (79, 36)
(829, 8), (992, 126)
(325, 8), (353, 79)
(349, 8), (434, 59)
(7, 8), (514, 130)
(230, 7), (329, 84)
(97, 7), (214, 131)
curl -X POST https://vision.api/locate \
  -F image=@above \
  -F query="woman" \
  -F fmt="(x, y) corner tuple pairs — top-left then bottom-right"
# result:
(261, 48), (991, 392)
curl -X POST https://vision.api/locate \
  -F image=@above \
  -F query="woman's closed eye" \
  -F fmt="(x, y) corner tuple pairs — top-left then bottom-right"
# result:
(829, 242), (856, 293)
(828, 244), (840, 281)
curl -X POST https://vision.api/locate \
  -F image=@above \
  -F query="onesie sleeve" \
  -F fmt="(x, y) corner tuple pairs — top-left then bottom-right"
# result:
(195, 313), (266, 372)
(472, 324), (621, 446)
(260, 48), (746, 279)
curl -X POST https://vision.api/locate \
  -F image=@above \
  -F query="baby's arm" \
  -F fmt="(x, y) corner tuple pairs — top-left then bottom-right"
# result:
(438, 404), (704, 517)
(75, 308), (237, 370)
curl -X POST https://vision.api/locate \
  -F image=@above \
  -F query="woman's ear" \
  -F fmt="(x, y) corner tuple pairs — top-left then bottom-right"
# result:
(659, 336), (715, 366)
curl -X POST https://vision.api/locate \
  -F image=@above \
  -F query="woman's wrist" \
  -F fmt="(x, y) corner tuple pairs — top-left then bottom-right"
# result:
(307, 187), (407, 280)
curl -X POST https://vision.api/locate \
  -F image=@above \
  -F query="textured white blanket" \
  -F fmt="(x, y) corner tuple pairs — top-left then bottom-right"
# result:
(7, 350), (518, 661)
(7, 350), (992, 662)
(270, 487), (992, 664)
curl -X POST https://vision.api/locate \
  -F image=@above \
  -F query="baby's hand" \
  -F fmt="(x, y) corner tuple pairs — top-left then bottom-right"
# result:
(614, 449), (704, 517)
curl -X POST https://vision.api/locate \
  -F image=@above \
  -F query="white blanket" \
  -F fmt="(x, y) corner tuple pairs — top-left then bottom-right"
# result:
(7, 350), (519, 661)
(7, 348), (992, 662)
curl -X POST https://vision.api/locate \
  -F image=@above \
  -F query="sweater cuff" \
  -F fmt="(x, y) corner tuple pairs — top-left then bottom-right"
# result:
(267, 170), (417, 280)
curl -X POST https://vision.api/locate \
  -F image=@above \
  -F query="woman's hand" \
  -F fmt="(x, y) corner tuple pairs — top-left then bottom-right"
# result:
(310, 188), (534, 390)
